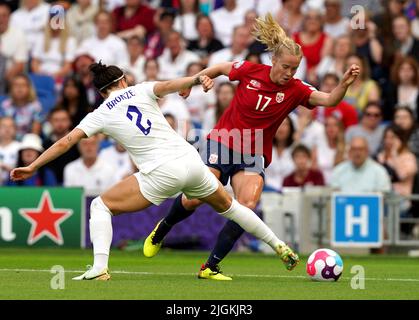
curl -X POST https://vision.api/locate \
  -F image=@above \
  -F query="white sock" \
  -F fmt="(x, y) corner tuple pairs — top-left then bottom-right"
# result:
(89, 197), (113, 272)
(220, 199), (285, 252)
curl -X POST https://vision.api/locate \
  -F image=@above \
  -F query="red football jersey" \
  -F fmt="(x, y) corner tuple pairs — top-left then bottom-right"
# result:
(208, 61), (317, 167)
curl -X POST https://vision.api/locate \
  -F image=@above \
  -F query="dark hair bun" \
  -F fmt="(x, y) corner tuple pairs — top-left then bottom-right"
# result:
(89, 61), (108, 76)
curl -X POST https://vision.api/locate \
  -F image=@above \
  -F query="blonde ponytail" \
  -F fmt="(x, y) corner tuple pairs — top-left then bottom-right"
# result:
(253, 13), (302, 58)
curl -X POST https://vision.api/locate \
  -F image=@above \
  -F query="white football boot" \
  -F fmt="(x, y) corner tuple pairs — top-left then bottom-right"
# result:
(72, 265), (111, 281)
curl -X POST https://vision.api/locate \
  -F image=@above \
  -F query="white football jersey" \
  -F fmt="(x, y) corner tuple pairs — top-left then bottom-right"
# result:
(77, 82), (196, 174)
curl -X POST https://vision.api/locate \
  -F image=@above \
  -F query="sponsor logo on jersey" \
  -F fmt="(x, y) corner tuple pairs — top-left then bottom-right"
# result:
(209, 154), (218, 164)
(276, 92), (285, 103)
(250, 80), (261, 88)
(246, 84), (259, 91)
(233, 61), (245, 69)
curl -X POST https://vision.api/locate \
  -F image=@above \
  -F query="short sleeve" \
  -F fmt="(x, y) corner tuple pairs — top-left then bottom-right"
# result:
(76, 110), (105, 137)
(135, 82), (159, 100)
(228, 60), (254, 82)
(295, 79), (317, 109)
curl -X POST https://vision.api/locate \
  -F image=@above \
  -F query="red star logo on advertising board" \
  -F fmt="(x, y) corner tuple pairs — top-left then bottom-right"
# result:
(19, 191), (73, 245)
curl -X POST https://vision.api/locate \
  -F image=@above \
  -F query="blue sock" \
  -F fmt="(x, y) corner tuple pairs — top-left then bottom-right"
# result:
(153, 194), (195, 243)
(206, 220), (244, 269)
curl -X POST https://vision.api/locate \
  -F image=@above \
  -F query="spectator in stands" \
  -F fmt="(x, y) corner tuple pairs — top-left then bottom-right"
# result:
(393, 106), (419, 164)
(7, 133), (57, 186)
(0, 116), (20, 185)
(0, 74), (42, 140)
(312, 115), (346, 184)
(323, 0), (350, 38)
(31, 18), (76, 80)
(67, 0), (98, 45)
(264, 116), (295, 192)
(59, 75), (90, 129)
(316, 35), (354, 81)
(330, 136), (392, 192)
(392, 15), (419, 62)
(187, 14), (224, 65)
(77, 11), (129, 66)
(345, 102), (386, 156)
(144, 9), (175, 59)
(207, 25), (250, 84)
(143, 58), (160, 81)
(158, 93), (191, 139)
(412, 0), (419, 39)
(351, 16), (383, 81)
(183, 62), (215, 129)
(202, 82), (235, 134)
(343, 54), (380, 114)
(236, 0), (282, 17)
(283, 144), (325, 187)
(73, 53), (101, 108)
(157, 30), (200, 79)
(209, 0), (245, 47)
(312, 73), (358, 130)
(376, 124), (417, 201)
(276, 0), (304, 36)
(10, 0), (50, 53)
(384, 56), (419, 121)
(122, 35), (146, 83)
(174, 0), (199, 42)
(63, 135), (117, 196)
(98, 142), (135, 181)
(113, 0), (156, 40)
(292, 106), (327, 151)
(42, 107), (79, 184)
(293, 9), (333, 85)
(0, 2), (28, 89)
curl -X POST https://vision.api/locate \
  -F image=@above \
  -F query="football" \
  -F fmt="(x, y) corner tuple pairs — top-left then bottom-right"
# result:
(306, 248), (343, 282)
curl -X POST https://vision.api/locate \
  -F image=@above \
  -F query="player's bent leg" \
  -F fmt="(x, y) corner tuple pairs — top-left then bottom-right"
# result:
(144, 167), (222, 258)
(200, 184), (300, 271)
(73, 175), (153, 280)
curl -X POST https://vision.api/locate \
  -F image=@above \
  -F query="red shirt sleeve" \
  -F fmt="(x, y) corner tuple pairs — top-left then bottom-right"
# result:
(294, 79), (317, 110)
(228, 60), (254, 82)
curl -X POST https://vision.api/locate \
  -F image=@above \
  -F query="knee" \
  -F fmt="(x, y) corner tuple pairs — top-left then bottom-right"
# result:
(217, 195), (232, 212)
(237, 198), (257, 210)
(91, 196), (114, 216)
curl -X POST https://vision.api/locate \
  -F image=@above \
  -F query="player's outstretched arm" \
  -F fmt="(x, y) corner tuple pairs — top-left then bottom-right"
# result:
(308, 64), (360, 107)
(178, 62), (233, 98)
(153, 75), (214, 98)
(10, 128), (86, 181)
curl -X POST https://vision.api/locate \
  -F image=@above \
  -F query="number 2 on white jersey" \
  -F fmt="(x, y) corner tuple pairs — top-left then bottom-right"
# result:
(126, 105), (152, 135)
(255, 94), (272, 112)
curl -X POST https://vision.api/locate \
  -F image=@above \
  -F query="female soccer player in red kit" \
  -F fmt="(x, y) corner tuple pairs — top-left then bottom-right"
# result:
(144, 14), (360, 280)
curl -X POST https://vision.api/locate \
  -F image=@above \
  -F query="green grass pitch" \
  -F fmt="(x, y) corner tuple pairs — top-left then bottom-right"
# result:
(0, 248), (418, 300)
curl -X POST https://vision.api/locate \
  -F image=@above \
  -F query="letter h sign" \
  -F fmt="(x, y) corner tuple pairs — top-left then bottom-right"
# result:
(331, 193), (383, 248)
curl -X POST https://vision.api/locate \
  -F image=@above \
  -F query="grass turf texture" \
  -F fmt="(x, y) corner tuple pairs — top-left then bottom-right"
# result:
(0, 248), (418, 300)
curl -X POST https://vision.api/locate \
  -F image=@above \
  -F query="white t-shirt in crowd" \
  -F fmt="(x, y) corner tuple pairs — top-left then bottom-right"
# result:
(184, 86), (216, 125)
(264, 147), (295, 191)
(208, 48), (248, 84)
(324, 18), (350, 39)
(77, 34), (129, 67)
(98, 144), (134, 181)
(10, 3), (50, 52)
(63, 157), (117, 196)
(77, 82), (196, 174)
(0, 141), (20, 185)
(0, 26), (28, 71)
(174, 13), (198, 41)
(121, 55), (146, 83)
(32, 36), (77, 75)
(236, 0), (282, 16)
(315, 137), (337, 185)
(157, 48), (200, 80)
(209, 6), (245, 47)
(159, 94), (191, 138)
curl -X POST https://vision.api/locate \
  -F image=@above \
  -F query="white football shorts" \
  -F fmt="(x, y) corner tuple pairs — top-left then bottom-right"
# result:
(134, 150), (219, 205)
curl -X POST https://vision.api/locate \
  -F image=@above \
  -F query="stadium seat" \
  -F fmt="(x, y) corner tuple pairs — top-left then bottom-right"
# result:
(28, 73), (57, 116)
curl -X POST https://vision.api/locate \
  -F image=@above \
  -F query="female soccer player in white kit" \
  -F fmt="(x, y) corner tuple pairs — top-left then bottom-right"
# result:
(10, 62), (299, 280)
